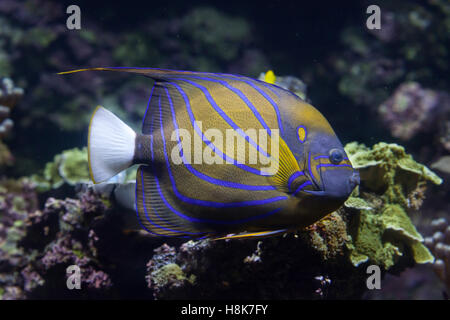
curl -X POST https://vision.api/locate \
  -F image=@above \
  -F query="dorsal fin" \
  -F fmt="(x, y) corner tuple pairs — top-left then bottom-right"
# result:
(57, 67), (200, 79)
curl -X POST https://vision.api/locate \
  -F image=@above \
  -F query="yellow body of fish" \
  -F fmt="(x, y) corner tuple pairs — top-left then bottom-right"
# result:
(59, 67), (360, 239)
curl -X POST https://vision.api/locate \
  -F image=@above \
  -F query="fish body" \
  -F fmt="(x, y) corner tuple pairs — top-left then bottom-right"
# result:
(60, 67), (360, 239)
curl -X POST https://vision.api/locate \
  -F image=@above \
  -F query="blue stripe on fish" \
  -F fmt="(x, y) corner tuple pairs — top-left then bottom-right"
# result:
(141, 169), (201, 236)
(313, 155), (349, 161)
(164, 87), (276, 191)
(308, 151), (315, 183)
(317, 163), (353, 169)
(174, 76), (273, 136)
(287, 171), (305, 193)
(142, 86), (154, 133)
(190, 74), (284, 134)
(172, 78), (271, 159)
(158, 90), (288, 208)
(153, 170), (282, 225)
(134, 170), (173, 237)
(213, 72), (281, 97)
(142, 103), (204, 236)
(138, 95), (194, 237)
(293, 181), (313, 195)
(167, 81), (273, 176)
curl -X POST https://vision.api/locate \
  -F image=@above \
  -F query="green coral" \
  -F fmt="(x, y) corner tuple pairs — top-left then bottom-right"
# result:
(151, 263), (196, 288)
(58, 148), (91, 186)
(31, 147), (90, 191)
(343, 142), (439, 270)
(30, 147), (138, 192)
(344, 197), (373, 210)
(0, 179), (38, 267)
(307, 212), (349, 260)
(346, 142), (442, 197)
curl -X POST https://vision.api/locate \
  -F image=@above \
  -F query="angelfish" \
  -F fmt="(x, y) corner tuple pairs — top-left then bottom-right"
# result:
(59, 67), (360, 239)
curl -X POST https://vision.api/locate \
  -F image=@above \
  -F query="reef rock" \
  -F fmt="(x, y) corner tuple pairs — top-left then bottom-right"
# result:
(344, 142), (440, 269)
(378, 82), (450, 140)
(424, 218), (450, 296)
(0, 77), (23, 168)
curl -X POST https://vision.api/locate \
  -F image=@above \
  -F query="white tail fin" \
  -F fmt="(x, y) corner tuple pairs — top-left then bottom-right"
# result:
(88, 106), (136, 184)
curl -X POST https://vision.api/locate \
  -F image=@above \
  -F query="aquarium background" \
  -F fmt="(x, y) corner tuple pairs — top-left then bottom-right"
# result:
(0, 0), (449, 299)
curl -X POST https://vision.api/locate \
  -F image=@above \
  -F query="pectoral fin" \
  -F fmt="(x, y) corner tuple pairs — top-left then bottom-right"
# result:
(268, 138), (301, 193)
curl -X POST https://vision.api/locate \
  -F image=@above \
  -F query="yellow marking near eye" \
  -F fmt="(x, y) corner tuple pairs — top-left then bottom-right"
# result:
(297, 126), (306, 143)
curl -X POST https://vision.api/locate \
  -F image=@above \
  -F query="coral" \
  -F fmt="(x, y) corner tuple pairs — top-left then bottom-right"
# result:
(0, 77), (23, 115)
(333, 54), (404, 107)
(332, 0), (450, 109)
(58, 148), (91, 186)
(0, 173), (161, 299)
(31, 147), (90, 191)
(305, 212), (349, 261)
(145, 232), (368, 299)
(326, 0), (450, 156)
(378, 82), (450, 140)
(345, 142), (442, 190)
(343, 142), (440, 269)
(0, 77), (23, 167)
(30, 147), (137, 193)
(145, 244), (196, 299)
(0, 178), (39, 299)
(424, 218), (450, 296)
(39, 234), (113, 290)
(147, 263), (195, 299)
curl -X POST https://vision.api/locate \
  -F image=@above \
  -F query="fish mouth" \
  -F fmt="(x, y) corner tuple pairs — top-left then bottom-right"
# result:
(349, 171), (360, 189)
(303, 170), (360, 199)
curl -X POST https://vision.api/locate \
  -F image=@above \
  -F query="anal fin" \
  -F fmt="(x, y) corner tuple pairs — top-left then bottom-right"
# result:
(213, 229), (288, 240)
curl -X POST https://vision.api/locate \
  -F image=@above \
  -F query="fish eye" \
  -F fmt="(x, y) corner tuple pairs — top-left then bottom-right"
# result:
(329, 148), (344, 164)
